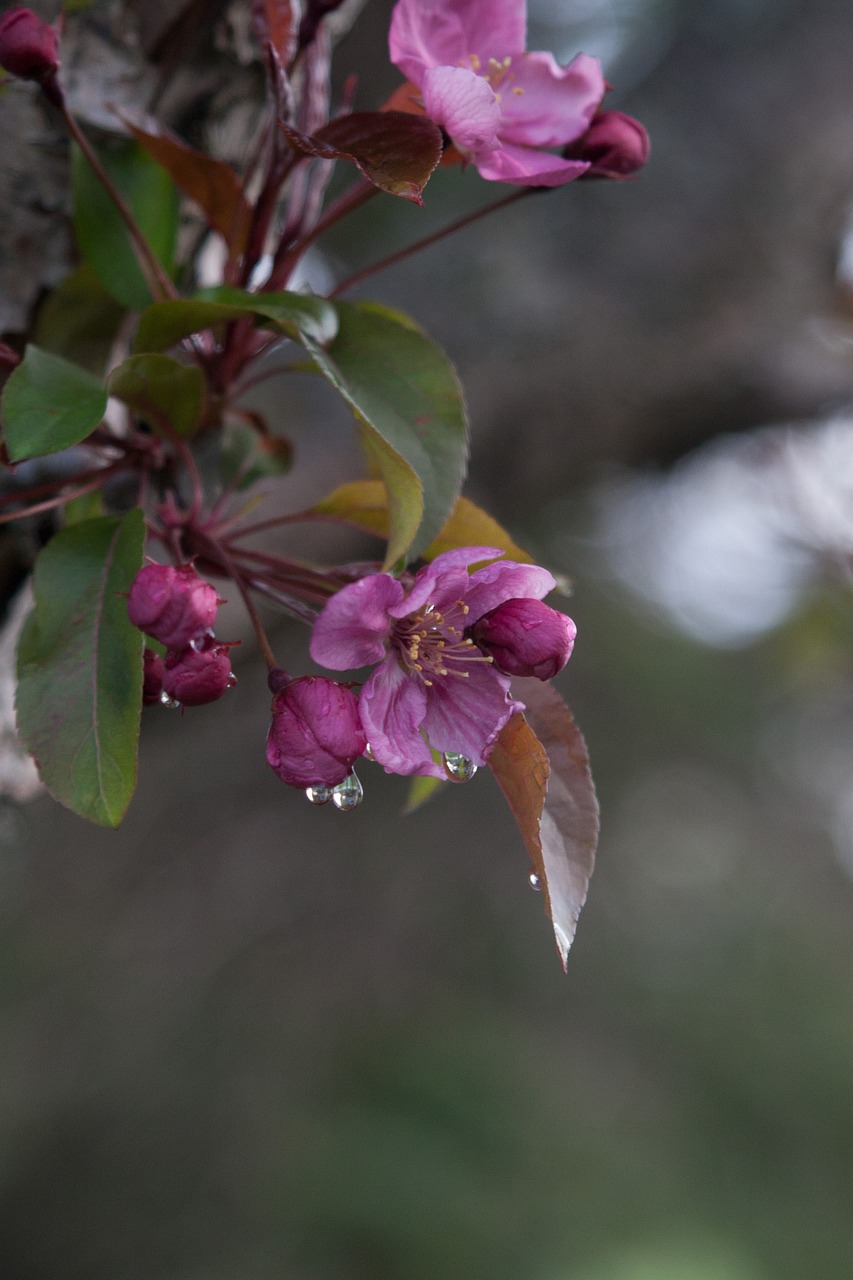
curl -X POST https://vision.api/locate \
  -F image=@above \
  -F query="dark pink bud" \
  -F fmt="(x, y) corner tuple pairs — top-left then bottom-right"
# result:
(127, 563), (219, 650)
(162, 638), (236, 707)
(0, 342), (21, 372)
(562, 110), (649, 179)
(472, 598), (576, 680)
(0, 8), (59, 82)
(142, 647), (165, 706)
(266, 675), (367, 788)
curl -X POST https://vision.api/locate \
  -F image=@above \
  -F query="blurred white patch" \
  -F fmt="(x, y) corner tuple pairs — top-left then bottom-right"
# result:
(0, 584), (42, 803)
(596, 417), (853, 647)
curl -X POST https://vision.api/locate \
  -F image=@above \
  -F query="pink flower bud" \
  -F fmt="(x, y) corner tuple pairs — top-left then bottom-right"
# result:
(562, 109), (649, 179)
(471, 598), (576, 681)
(142, 647), (165, 706)
(127, 563), (219, 650)
(266, 675), (367, 789)
(162, 638), (236, 707)
(0, 8), (59, 82)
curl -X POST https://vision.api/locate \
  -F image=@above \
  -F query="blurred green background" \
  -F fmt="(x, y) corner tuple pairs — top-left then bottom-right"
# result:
(3, 0), (853, 1276)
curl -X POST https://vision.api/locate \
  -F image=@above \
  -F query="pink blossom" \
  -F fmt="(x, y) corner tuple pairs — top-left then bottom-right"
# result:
(472, 597), (575, 680)
(0, 8), (58, 83)
(562, 109), (650, 179)
(127, 563), (219, 651)
(310, 547), (558, 777)
(388, 0), (605, 186)
(142, 648), (165, 706)
(266, 674), (367, 789)
(162, 638), (235, 706)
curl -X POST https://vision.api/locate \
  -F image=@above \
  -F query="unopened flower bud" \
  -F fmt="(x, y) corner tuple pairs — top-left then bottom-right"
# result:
(142, 647), (165, 706)
(471, 598), (576, 680)
(562, 109), (649, 179)
(127, 563), (219, 650)
(0, 8), (59, 82)
(266, 675), (367, 789)
(162, 638), (235, 707)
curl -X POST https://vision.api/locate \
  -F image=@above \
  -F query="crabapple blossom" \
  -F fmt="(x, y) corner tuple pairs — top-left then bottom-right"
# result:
(563, 109), (650, 179)
(128, 563), (219, 651)
(142, 648), (165, 706)
(162, 638), (236, 707)
(388, 0), (605, 186)
(0, 7), (58, 82)
(472, 597), (575, 680)
(266, 672), (367, 789)
(310, 546), (560, 777)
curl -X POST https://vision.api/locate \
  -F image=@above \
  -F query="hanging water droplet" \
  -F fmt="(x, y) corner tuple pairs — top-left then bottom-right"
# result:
(188, 629), (216, 652)
(529, 872), (542, 892)
(442, 752), (478, 783)
(305, 783), (333, 806)
(226, 671), (237, 688)
(363, 742), (375, 761)
(159, 691), (181, 709)
(331, 771), (363, 812)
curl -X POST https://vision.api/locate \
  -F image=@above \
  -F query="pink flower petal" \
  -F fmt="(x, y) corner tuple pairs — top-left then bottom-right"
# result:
(474, 141), (589, 187)
(462, 560), (556, 623)
(421, 664), (522, 765)
(393, 545), (504, 618)
(310, 574), (403, 669)
(499, 52), (605, 148)
(360, 660), (443, 776)
(422, 66), (501, 154)
(389, 0), (526, 84)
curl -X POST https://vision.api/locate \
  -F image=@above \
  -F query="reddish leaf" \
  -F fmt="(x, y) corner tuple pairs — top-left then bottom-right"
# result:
(252, 0), (300, 67)
(279, 111), (443, 203)
(119, 113), (252, 254)
(489, 681), (599, 969)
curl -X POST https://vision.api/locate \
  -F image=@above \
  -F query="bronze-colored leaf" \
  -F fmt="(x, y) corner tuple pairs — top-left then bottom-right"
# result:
(252, 0), (300, 67)
(489, 681), (599, 969)
(119, 113), (252, 253)
(279, 111), (442, 203)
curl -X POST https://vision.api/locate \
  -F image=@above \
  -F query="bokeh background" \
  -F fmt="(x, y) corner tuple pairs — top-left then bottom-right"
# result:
(2, 0), (853, 1276)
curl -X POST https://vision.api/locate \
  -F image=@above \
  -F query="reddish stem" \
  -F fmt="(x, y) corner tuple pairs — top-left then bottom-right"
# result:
(0, 462), (128, 525)
(329, 188), (531, 298)
(59, 104), (178, 303)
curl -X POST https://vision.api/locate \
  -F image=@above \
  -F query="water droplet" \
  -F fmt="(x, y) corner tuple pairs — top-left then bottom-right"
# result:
(305, 783), (333, 806)
(363, 742), (375, 761)
(159, 691), (181, 709)
(442, 752), (478, 783)
(188, 629), (215, 652)
(226, 672), (237, 688)
(529, 873), (542, 892)
(331, 771), (363, 812)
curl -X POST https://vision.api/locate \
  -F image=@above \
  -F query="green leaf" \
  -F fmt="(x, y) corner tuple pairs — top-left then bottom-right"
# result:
(221, 415), (293, 490)
(133, 288), (338, 354)
(64, 489), (104, 525)
(34, 264), (126, 375)
(488, 683), (599, 970)
(300, 302), (469, 568)
(72, 137), (179, 310)
(1, 345), (108, 461)
(108, 353), (205, 437)
(16, 509), (146, 827)
(403, 773), (445, 814)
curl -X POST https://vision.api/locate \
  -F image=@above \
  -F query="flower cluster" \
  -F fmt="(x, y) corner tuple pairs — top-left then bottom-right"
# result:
(388, 0), (647, 186)
(264, 547), (575, 801)
(128, 564), (237, 708)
